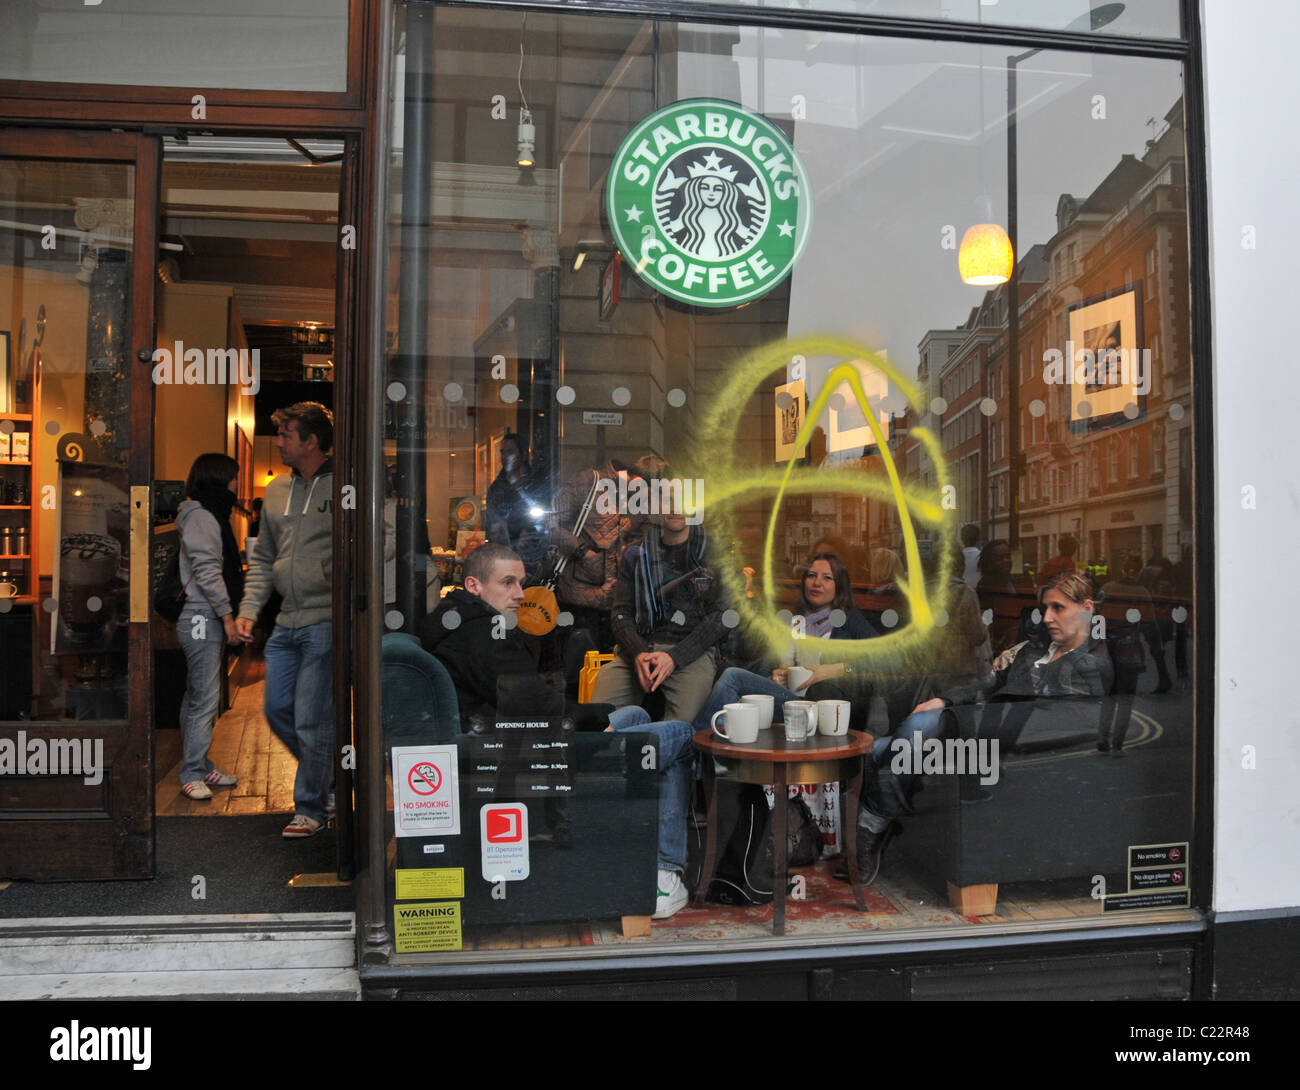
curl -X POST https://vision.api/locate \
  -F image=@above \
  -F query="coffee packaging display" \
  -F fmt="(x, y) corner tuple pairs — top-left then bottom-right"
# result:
(11, 432), (29, 460)
(0, 432), (9, 461)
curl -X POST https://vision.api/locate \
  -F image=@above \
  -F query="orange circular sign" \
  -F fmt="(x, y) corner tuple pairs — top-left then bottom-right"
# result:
(517, 586), (559, 635)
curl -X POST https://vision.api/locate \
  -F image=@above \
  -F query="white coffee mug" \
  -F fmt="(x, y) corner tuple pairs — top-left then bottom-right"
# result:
(787, 666), (814, 692)
(739, 693), (774, 731)
(711, 702), (760, 744)
(817, 699), (851, 736)
(0, 581), (16, 599)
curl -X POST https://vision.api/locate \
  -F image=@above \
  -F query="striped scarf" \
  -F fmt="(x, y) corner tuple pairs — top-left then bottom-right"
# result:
(632, 524), (710, 635)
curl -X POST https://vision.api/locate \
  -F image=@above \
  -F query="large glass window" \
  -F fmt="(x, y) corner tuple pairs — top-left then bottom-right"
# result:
(379, 3), (1197, 958)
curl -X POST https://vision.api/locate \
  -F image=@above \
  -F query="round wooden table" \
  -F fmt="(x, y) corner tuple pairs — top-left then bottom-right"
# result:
(691, 727), (873, 935)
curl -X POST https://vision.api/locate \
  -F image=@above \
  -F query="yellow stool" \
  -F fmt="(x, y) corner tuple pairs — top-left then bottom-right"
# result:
(578, 651), (615, 704)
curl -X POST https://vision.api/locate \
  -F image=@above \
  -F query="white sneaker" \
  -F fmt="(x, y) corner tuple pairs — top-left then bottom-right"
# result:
(653, 869), (688, 920)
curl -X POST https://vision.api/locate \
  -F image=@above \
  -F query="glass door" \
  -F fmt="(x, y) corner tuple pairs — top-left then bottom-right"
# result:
(0, 129), (159, 879)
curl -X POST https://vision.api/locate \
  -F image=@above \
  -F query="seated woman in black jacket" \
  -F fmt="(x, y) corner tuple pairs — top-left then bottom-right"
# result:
(835, 569), (1114, 884)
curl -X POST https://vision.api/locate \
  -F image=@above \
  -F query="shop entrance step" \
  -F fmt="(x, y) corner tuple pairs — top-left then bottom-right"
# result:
(0, 912), (358, 1000)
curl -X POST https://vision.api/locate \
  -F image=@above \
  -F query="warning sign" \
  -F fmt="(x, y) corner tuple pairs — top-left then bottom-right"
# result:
(481, 803), (530, 882)
(395, 867), (465, 900)
(392, 745), (460, 837)
(1128, 841), (1188, 870)
(393, 901), (462, 952)
(1103, 889), (1191, 912)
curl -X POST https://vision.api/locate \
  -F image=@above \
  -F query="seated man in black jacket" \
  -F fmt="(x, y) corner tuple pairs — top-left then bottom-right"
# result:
(418, 542), (696, 919)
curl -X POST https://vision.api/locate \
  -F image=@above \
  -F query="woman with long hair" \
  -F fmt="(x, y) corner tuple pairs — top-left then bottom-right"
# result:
(175, 452), (244, 800)
(794, 551), (876, 641)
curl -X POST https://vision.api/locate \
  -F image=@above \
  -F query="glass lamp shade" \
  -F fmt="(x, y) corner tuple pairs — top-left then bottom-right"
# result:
(958, 223), (1014, 285)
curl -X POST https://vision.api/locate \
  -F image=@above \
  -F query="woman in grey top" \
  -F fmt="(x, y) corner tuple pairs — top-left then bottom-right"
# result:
(175, 453), (244, 800)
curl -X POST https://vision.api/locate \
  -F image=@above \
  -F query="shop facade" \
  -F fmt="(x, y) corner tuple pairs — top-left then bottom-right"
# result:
(0, 0), (1296, 1001)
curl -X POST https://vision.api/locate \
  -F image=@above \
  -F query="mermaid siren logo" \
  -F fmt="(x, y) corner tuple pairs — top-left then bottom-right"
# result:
(607, 100), (811, 308)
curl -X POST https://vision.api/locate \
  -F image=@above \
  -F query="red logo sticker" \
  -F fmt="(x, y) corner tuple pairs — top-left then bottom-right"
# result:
(485, 806), (524, 843)
(409, 762), (442, 795)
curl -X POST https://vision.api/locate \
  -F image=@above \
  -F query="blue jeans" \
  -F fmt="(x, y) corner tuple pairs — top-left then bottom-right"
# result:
(177, 602), (226, 786)
(864, 708), (948, 822)
(609, 705), (694, 873)
(264, 622), (334, 824)
(691, 667), (801, 732)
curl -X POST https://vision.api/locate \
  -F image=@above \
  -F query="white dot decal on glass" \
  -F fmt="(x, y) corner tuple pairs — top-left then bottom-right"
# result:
(1077, 400), (1093, 418)
(556, 385), (575, 405)
(667, 387), (687, 408)
(1125, 608), (1142, 624)
(1029, 399), (1046, 417)
(0, 599), (11, 614)
(828, 392), (846, 413)
(979, 398), (997, 417)
(441, 609), (461, 630)
(934, 608), (949, 627)
(829, 609), (847, 629)
(982, 609), (994, 626)
(1169, 403), (1185, 421)
(881, 609), (899, 629)
(90, 419), (107, 437)
(504, 611), (519, 629)
(1030, 608), (1044, 624)
(386, 610), (407, 630)
(0, 420), (12, 435)
(930, 397), (948, 415)
(1122, 402), (1139, 420)
(443, 382), (463, 403)
(722, 609), (740, 629)
(500, 384), (519, 404)
(386, 381), (406, 402)
(775, 390), (793, 410)
(612, 386), (631, 407)
(45, 420), (60, 436)
(87, 596), (103, 613)
(776, 609), (793, 626)
(557, 611), (574, 627)
(670, 610), (686, 626)
(1171, 606), (1188, 624)
(43, 597), (58, 613)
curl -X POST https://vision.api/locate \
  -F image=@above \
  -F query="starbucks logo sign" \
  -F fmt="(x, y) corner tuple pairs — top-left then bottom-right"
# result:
(607, 100), (811, 308)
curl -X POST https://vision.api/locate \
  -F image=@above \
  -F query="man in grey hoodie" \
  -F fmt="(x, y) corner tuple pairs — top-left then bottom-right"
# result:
(235, 402), (336, 838)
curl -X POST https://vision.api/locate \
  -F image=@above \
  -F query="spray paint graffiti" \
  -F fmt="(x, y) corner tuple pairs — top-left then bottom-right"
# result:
(690, 337), (956, 680)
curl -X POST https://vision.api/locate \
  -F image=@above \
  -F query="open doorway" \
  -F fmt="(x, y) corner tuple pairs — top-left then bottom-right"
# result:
(148, 135), (348, 912)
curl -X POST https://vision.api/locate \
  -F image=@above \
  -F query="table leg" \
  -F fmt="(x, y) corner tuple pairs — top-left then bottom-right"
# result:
(772, 766), (788, 936)
(844, 756), (866, 911)
(692, 756), (719, 909)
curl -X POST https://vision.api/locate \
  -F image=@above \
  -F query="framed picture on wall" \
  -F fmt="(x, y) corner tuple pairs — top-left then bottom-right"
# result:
(774, 379), (806, 462)
(234, 423), (254, 510)
(1067, 283), (1146, 429)
(826, 356), (891, 455)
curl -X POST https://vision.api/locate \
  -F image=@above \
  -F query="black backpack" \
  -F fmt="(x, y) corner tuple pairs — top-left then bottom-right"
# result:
(153, 545), (190, 623)
(689, 785), (824, 905)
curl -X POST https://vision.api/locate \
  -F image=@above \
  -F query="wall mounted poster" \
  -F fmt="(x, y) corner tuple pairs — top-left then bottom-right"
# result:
(1067, 283), (1146, 427)
(774, 379), (806, 462)
(826, 356), (891, 454)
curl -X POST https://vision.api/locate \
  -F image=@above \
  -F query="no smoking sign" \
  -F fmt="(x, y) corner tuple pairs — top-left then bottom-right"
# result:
(392, 745), (460, 837)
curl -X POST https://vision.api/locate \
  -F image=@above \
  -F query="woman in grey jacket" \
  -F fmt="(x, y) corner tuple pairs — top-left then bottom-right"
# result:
(176, 453), (245, 800)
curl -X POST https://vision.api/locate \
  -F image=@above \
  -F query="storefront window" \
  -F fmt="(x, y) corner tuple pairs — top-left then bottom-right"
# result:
(380, 2), (1197, 957)
(0, 1), (349, 92)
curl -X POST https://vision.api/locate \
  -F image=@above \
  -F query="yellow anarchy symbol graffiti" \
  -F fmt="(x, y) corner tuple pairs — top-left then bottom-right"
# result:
(690, 337), (956, 679)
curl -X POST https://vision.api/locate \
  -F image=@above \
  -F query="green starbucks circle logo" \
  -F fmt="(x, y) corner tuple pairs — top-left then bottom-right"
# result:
(607, 100), (812, 308)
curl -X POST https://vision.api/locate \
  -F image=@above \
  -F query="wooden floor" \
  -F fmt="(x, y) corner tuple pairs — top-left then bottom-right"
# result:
(155, 660), (298, 816)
